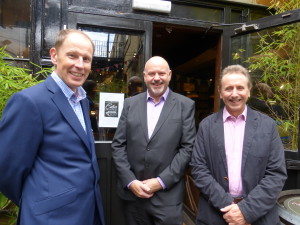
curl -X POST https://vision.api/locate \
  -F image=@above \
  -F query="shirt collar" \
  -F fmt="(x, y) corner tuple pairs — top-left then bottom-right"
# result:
(146, 87), (169, 103)
(51, 72), (86, 102)
(223, 106), (247, 122)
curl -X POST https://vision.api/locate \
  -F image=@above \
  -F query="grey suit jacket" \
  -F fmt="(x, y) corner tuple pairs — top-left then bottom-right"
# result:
(111, 90), (196, 206)
(190, 106), (287, 225)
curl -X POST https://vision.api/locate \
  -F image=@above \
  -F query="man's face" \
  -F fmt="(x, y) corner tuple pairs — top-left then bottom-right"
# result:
(219, 73), (251, 117)
(143, 57), (171, 102)
(50, 32), (93, 93)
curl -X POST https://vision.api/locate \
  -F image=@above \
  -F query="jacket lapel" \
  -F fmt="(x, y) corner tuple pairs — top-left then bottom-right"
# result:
(81, 98), (94, 150)
(213, 110), (228, 173)
(45, 77), (91, 153)
(149, 90), (176, 140)
(138, 92), (149, 141)
(241, 106), (259, 170)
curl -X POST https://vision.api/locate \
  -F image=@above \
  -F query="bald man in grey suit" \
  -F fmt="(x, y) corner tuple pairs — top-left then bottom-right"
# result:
(112, 56), (196, 225)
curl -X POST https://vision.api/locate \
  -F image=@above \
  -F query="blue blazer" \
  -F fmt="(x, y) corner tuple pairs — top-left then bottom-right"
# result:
(190, 107), (287, 225)
(0, 76), (105, 225)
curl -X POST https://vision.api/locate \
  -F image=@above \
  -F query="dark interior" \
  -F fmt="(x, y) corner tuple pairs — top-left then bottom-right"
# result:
(152, 23), (221, 123)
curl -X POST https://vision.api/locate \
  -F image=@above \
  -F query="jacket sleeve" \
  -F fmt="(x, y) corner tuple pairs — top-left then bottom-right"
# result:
(111, 99), (137, 188)
(0, 92), (43, 205)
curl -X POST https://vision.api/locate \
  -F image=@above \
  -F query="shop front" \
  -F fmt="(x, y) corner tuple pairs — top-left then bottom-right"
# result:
(4, 0), (299, 224)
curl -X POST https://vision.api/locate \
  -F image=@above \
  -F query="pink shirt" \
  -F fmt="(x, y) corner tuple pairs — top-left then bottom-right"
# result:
(128, 88), (169, 189)
(147, 88), (169, 138)
(223, 107), (247, 197)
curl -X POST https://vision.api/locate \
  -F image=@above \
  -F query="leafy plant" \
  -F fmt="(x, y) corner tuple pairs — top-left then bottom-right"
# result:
(0, 46), (52, 224)
(233, 0), (300, 150)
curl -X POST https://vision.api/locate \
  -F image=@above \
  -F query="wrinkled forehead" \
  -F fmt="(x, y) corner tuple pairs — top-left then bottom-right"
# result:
(220, 72), (251, 89)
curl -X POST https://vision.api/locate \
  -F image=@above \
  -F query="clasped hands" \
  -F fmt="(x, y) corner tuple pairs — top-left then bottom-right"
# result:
(129, 178), (163, 198)
(221, 204), (251, 225)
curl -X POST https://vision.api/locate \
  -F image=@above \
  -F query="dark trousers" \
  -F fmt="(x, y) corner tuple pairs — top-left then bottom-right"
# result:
(124, 199), (183, 225)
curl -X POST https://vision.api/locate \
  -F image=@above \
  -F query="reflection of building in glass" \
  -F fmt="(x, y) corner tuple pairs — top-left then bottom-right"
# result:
(0, 0), (31, 58)
(81, 27), (144, 95)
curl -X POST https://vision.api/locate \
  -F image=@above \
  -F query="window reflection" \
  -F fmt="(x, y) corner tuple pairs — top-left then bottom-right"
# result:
(0, 0), (31, 59)
(80, 26), (145, 141)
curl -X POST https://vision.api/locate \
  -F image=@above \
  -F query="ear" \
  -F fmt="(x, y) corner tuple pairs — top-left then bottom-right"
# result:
(169, 70), (172, 78)
(218, 86), (222, 99)
(50, 48), (58, 65)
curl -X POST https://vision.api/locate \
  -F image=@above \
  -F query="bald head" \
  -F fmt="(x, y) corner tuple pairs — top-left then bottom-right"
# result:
(144, 56), (170, 72)
(143, 56), (172, 103)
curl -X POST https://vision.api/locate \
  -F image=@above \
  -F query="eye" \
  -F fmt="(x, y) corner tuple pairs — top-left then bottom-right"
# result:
(68, 54), (76, 58)
(83, 57), (91, 63)
(147, 72), (155, 77)
(225, 87), (233, 91)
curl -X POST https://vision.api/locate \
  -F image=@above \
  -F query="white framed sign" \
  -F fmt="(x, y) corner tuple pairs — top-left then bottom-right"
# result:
(98, 92), (124, 128)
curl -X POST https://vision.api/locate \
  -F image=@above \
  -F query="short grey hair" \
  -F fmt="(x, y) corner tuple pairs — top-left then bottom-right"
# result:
(219, 64), (252, 89)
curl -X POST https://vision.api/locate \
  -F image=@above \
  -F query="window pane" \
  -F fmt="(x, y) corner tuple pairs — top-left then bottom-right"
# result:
(231, 24), (300, 150)
(80, 26), (145, 141)
(0, 0), (31, 59)
(231, 9), (244, 23)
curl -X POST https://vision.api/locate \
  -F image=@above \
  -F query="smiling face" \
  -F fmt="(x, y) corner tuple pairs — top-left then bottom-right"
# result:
(50, 32), (93, 93)
(219, 73), (251, 118)
(143, 56), (172, 102)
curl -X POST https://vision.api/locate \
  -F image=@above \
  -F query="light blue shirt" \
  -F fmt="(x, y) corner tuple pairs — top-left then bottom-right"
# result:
(51, 72), (87, 133)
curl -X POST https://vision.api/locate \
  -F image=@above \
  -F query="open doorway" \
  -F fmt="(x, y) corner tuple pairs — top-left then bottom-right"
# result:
(152, 23), (221, 224)
(152, 23), (221, 126)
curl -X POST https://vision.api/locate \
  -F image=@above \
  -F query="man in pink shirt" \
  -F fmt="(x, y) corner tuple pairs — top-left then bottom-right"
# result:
(190, 65), (287, 225)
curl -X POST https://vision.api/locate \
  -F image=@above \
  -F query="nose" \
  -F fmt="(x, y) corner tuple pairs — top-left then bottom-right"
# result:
(75, 57), (84, 68)
(154, 73), (160, 80)
(232, 88), (238, 96)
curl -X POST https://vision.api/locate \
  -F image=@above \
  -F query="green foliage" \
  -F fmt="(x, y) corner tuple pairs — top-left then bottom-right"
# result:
(0, 47), (51, 117)
(0, 46), (52, 224)
(98, 78), (126, 93)
(0, 194), (9, 210)
(244, 1), (300, 149)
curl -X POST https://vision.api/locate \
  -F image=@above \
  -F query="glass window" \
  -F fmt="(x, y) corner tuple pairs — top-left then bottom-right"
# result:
(0, 0), (31, 59)
(231, 24), (300, 150)
(231, 9), (244, 23)
(80, 26), (145, 141)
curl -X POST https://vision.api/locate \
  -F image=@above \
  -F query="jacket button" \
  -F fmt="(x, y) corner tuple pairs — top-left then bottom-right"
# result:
(224, 177), (229, 181)
(147, 148), (150, 151)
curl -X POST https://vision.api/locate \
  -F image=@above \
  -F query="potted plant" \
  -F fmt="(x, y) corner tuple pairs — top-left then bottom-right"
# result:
(0, 46), (51, 224)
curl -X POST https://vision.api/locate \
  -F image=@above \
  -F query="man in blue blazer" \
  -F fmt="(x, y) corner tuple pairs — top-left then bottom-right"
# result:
(0, 29), (105, 225)
(190, 65), (287, 225)
(112, 56), (196, 225)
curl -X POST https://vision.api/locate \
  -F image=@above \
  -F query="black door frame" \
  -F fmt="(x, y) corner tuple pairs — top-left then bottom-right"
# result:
(222, 8), (300, 68)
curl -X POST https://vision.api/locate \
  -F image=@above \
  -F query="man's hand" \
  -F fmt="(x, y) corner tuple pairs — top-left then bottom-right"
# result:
(129, 180), (153, 198)
(220, 204), (250, 225)
(142, 178), (163, 193)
